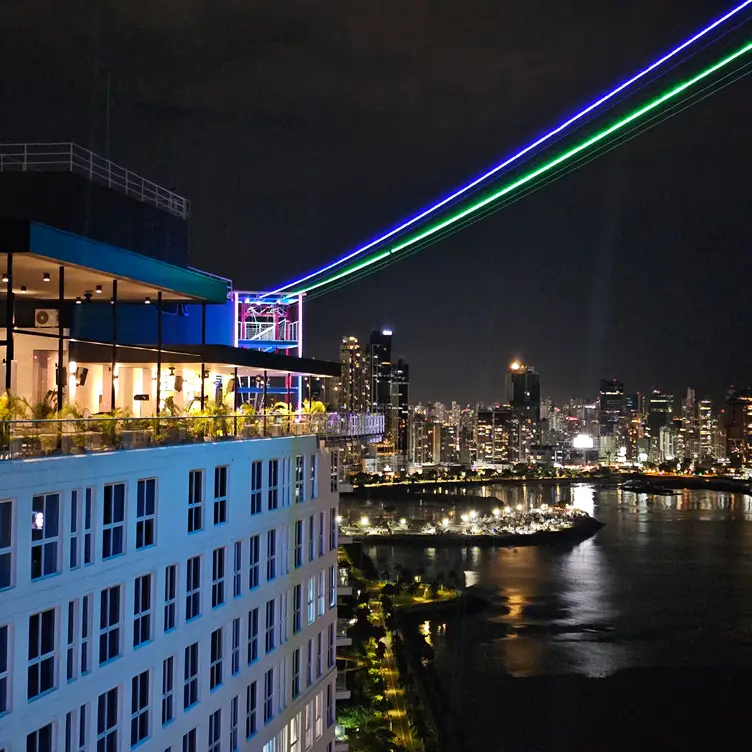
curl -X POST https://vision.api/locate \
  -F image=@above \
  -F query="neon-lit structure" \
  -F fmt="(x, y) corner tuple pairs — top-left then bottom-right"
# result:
(232, 291), (307, 407)
(263, 1), (752, 298)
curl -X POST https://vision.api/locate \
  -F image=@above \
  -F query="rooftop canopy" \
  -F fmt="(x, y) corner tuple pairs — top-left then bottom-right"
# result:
(0, 221), (229, 304)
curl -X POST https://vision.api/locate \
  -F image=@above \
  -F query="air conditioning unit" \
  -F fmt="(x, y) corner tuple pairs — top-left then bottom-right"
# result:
(35, 309), (59, 328)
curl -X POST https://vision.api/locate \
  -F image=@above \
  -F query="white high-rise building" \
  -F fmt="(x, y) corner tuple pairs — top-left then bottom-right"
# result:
(0, 436), (343, 752)
(0, 143), (380, 752)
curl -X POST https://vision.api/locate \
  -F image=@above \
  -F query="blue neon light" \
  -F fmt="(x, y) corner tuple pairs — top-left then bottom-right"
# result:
(266, 0), (752, 296)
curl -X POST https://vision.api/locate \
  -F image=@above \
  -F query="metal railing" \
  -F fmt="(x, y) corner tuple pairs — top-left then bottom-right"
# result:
(241, 321), (299, 342)
(0, 143), (190, 219)
(0, 412), (384, 461)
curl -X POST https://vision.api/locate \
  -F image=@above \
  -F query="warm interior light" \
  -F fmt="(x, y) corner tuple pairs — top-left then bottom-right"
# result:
(20, 285), (27, 293)
(43, 272), (50, 282)
(1, 273), (7, 283)
(75, 297), (82, 304)
(68, 361), (78, 374)
(96, 285), (102, 294)
(145, 296), (151, 304)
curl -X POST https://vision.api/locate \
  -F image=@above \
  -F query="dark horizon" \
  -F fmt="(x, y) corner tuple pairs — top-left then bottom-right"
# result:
(3, 0), (751, 404)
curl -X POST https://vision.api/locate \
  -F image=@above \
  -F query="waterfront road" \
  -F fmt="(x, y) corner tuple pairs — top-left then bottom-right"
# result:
(370, 595), (420, 752)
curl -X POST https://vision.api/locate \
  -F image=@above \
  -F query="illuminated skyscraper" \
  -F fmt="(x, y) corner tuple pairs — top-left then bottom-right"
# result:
(367, 329), (410, 457)
(698, 398), (716, 458)
(724, 388), (752, 466)
(599, 379), (624, 436)
(339, 335), (368, 412)
(506, 361), (541, 423)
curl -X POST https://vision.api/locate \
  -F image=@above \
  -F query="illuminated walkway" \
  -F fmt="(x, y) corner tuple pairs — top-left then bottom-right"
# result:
(369, 594), (421, 752)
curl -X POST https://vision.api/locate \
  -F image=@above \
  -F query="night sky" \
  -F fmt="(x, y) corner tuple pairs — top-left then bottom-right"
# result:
(2, 1), (751, 404)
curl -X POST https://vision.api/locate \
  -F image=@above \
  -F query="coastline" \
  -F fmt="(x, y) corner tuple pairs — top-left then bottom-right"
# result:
(349, 472), (752, 498)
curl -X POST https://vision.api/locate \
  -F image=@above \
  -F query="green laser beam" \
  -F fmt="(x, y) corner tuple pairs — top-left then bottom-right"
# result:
(291, 40), (752, 296)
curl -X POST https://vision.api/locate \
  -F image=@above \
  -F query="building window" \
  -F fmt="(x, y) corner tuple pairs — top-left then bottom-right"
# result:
(327, 623), (334, 669)
(133, 574), (153, 647)
(188, 470), (204, 533)
(182, 728), (197, 752)
(292, 647), (300, 699)
(183, 642), (199, 710)
(294, 521), (303, 568)
(328, 565), (336, 610)
(293, 584), (302, 634)
(27, 723), (54, 752)
(28, 608), (55, 700)
(130, 670), (150, 747)
(212, 547), (226, 608)
(329, 508), (337, 552)
(231, 618), (241, 676)
(290, 714), (301, 752)
(164, 564), (177, 632)
(99, 585), (121, 665)
(102, 484), (125, 560)
(0, 499), (13, 589)
(136, 479), (156, 549)
(248, 535), (260, 590)
(294, 456), (304, 504)
(210, 628), (223, 690)
(213, 465), (228, 526)
(69, 489), (80, 569)
(263, 668), (274, 724)
(316, 631), (323, 678)
(161, 656), (175, 726)
(208, 709), (221, 752)
(64, 704), (88, 752)
(233, 541), (242, 598)
(0, 624), (9, 714)
(230, 695), (239, 752)
(310, 455), (318, 499)
(83, 487), (94, 566)
(307, 578), (315, 625)
(185, 556), (201, 622)
(66, 599), (78, 682)
(80, 595), (91, 675)
(318, 512), (324, 558)
(250, 461), (262, 516)
(305, 703), (312, 750)
(97, 687), (119, 752)
(247, 608), (259, 665)
(326, 683), (334, 727)
(245, 682), (257, 739)
(315, 692), (323, 739)
(282, 457), (292, 507)
(266, 529), (276, 582)
(329, 451), (339, 493)
(268, 459), (279, 511)
(31, 492), (60, 578)
(307, 515), (315, 563)
(264, 599), (275, 654)
(279, 590), (289, 646)
(306, 639), (313, 687)
(317, 571), (325, 617)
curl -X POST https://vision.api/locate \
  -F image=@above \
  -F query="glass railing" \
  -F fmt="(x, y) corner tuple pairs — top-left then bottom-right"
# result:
(0, 413), (384, 461)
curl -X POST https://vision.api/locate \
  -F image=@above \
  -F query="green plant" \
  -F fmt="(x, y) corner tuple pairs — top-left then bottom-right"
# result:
(25, 390), (58, 419)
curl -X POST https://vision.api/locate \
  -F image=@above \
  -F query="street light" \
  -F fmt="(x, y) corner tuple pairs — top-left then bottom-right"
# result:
(360, 516), (370, 527)
(492, 508), (501, 518)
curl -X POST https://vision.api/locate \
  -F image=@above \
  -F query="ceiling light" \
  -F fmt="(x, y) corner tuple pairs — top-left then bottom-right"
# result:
(43, 272), (50, 282)
(145, 296), (151, 305)
(96, 285), (102, 294)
